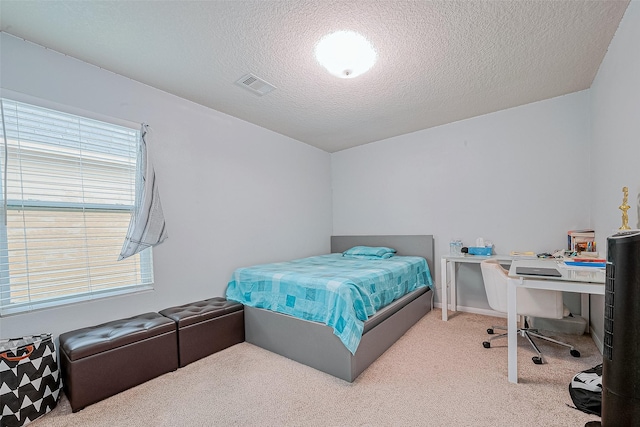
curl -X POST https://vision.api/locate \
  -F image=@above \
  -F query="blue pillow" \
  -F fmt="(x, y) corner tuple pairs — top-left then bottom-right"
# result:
(342, 246), (396, 258)
(343, 252), (396, 260)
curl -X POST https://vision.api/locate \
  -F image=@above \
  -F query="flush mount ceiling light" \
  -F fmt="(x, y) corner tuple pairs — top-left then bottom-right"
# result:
(315, 31), (377, 79)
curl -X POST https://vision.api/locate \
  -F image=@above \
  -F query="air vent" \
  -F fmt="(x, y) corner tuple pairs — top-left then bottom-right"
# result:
(235, 73), (276, 96)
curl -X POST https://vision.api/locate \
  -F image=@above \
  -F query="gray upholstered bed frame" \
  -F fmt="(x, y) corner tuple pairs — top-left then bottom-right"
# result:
(244, 235), (435, 382)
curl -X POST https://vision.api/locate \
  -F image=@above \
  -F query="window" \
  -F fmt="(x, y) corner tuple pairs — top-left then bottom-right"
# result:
(0, 99), (153, 315)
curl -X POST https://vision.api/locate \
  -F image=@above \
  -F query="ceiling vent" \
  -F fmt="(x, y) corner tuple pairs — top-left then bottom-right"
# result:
(235, 73), (276, 96)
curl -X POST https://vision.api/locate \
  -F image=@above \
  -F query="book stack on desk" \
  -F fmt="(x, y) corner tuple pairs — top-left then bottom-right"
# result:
(564, 257), (606, 268)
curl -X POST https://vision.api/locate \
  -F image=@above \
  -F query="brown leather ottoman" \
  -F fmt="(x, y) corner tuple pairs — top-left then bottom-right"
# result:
(59, 312), (178, 412)
(159, 298), (244, 367)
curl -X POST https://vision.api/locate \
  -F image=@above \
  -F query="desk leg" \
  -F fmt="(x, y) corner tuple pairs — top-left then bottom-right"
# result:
(581, 293), (590, 333)
(450, 261), (457, 314)
(507, 278), (518, 383)
(441, 258), (448, 321)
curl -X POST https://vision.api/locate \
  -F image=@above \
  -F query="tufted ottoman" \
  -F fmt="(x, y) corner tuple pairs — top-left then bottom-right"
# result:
(58, 312), (178, 412)
(159, 297), (244, 367)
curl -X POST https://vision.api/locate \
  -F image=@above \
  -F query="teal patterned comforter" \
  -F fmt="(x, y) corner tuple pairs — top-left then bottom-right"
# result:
(226, 253), (433, 354)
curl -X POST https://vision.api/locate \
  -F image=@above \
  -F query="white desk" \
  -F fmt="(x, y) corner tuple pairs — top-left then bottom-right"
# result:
(506, 259), (605, 383)
(440, 254), (515, 321)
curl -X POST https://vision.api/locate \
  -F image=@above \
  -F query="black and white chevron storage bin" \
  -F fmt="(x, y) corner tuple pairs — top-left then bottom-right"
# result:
(0, 334), (61, 427)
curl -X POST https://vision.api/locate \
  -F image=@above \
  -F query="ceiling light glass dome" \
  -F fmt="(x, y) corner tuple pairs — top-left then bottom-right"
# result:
(315, 31), (377, 79)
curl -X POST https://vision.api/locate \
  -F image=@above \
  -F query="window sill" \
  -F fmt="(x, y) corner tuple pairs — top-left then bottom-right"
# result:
(0, 285), (154, 317)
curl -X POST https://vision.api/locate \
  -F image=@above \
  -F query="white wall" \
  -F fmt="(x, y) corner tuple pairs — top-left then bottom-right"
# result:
(332, 1), (638, 339)
(332, 91), (591, 311)
(2, 0), (636, 344)
(588, 1), (640, 348)
(0, 34), (333, 339)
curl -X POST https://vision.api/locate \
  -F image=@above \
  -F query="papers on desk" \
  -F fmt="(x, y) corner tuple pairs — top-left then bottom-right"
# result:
(509, 251), (538, 260)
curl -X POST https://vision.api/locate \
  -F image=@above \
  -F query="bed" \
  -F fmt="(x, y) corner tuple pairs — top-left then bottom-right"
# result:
(226, 235), (435, 382)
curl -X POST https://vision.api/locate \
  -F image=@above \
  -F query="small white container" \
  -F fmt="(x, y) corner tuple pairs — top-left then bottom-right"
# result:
(449, 239), (463, 256)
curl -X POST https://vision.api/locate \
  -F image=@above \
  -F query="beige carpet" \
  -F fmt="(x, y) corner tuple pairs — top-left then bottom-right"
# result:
(32, 309), (601, 426)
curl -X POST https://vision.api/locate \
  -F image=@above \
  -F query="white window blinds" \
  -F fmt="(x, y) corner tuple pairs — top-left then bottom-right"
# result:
(0, 99), (153, 315)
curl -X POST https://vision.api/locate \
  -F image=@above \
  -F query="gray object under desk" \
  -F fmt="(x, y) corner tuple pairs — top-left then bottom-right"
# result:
(244, 235), (434, 382)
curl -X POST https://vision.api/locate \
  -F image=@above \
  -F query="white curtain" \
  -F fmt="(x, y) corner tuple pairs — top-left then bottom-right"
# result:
(119, 124), (168, 260)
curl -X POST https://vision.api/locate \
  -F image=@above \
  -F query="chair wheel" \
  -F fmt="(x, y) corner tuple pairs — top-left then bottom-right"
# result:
(487, 328), (494, 334)
(570, 349), (580, 358)
(483, 341), (491, 348)
(532, 356), (543, 365)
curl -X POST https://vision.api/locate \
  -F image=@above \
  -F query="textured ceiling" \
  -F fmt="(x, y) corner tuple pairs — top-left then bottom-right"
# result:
(0, 1), (630, 153)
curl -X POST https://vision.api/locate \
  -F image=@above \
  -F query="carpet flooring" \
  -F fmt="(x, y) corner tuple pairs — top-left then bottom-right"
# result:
(31, 309), (601, 426)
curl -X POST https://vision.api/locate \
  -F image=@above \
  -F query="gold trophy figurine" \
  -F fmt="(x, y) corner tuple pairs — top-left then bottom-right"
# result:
(619, 186), (631, 230)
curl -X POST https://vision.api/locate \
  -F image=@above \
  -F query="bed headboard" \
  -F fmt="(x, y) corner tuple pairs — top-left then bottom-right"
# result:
(330, 235), (435, 279)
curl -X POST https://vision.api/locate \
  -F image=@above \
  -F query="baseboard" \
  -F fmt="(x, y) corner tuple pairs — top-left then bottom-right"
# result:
(590, 328), (604, 354)
(433, 302), (605, 355)
(433, 303), (505, 318)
